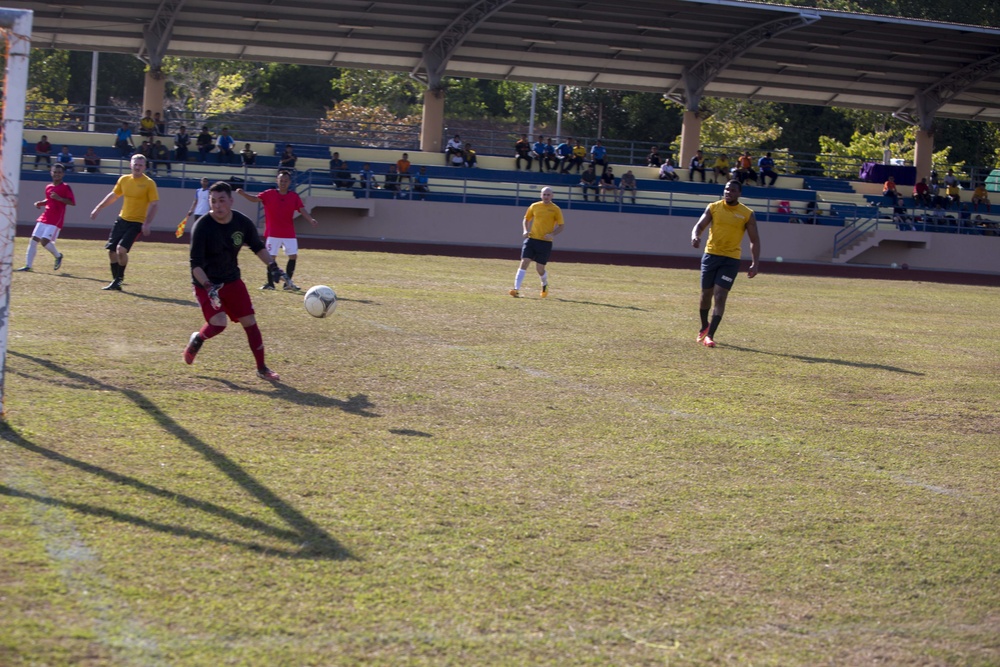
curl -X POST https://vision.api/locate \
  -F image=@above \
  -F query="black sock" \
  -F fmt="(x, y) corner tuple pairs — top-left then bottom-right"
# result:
(285, 258), (296, 280)
(708, 314), (723, 337)
(700, 309), (710, 330)
(118, 264), (126, 280)
(265, 270), (274, 286)
(110, 262), (118, 280)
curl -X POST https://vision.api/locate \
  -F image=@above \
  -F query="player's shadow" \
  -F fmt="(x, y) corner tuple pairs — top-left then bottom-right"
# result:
(336, 296), (378, 305)
(723, 344), (924, 375)
(205, 378), (380, 417)
(554, 297), (647, 311)
(389, 429), (433, 437)
(6, 351), (354, 560)
(122, 291), (198, 307)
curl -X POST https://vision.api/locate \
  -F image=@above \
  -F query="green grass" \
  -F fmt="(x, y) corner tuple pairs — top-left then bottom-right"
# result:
(1, 239), (998, 666)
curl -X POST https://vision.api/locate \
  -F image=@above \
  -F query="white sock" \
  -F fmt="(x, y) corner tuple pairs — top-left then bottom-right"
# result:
(43, 242), (59, 257)
(25, 239), (38, 267)
(540, 271), (548, 287)
(514, 268), (526, 290)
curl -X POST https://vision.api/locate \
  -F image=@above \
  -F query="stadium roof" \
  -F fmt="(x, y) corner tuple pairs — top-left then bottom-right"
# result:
(7, 0), (1000, 124)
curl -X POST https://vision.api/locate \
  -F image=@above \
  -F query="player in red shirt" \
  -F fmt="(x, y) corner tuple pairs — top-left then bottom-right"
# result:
(236, 170), (317, 291)
(16, 163), (74, 272)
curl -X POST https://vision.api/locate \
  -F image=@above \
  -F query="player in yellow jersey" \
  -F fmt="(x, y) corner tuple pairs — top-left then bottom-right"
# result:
(90, 154), (159, 291)
(509, 187), (564, 298)
(690, 180), (760, 347)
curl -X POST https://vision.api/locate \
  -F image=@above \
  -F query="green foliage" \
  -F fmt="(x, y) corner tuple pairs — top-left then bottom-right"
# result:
(256, 63), (336, 109)
(817, 119), (960, 178)
(27, 49), (70, 101)
(24, 88), (72, 128)
(162, 57), (260, 119)
(331, 69), (421, 117)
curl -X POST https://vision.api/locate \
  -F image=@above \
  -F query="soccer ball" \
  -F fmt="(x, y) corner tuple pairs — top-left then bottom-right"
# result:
(304, 285), (337, 318)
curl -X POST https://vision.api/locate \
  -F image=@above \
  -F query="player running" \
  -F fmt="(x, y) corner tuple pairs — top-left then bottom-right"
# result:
(16, 163), (74, 272)
(184, 181), (292, 381)
(236, 170), (317, 291)
(509, 186), (564, 298)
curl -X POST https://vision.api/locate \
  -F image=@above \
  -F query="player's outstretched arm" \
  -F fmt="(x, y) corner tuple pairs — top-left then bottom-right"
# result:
(235, 188), (259, 203)
(90, 191), (119, 220)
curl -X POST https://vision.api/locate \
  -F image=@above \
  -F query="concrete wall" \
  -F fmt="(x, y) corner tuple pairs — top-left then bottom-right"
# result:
(17, 179), (999, 275)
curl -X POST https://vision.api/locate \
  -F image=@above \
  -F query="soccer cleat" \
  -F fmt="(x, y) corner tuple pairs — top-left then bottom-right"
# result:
(257, 367), (280, 381)
(260, 283), (276, 291)
(183, 332), (204, 365)
(508, 288), (519, 298)
(702, 335), (716, 348)
(540, 284), (548, 298)
(14, 266), (32, 272)
(697, 327), (709, 343)
(53, 253), (63, 271)
(101, 279), (122, 291)
(283, 282), (300, 291)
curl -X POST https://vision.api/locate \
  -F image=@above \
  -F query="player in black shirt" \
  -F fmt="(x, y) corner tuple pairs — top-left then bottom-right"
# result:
(184, 181), (290, 381)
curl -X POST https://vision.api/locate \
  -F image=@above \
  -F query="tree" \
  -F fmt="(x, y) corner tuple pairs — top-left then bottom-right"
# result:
(817, 124), (958, 178)
(161, 57), (260, 119)
(318, 100), (419, 148)
(331, 69), (422, 117)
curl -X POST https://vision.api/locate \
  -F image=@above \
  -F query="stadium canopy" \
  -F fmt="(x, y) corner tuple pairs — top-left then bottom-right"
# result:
(10, 0), (1000, 125)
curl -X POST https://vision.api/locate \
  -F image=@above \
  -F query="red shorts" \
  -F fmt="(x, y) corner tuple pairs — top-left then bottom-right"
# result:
(193, 279), (255, 322)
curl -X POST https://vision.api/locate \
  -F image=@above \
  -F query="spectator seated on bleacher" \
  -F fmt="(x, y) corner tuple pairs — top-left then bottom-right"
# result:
(413, 166), (430, 201)
(758, 152), (778, 187)
(893, 196), (916, 230)
(658, 160), (678, 181)
(445, 134), (464, 166)
(330, 152), (355, 189)
(138, 110), (156, 139)
(197, 126), (214, 163)
(578, 165), (600, 202)
(384, 164), (402, 197)
(216, 128), (236, 165)
(241, 143), (257, 166)
(711, 153), (729, 184)
(152, 140), (171, 174)
(913, 178), (932, 207)
(83, 147), (101, 174)
(463, 143), (478, 168)
(279, 144), (297, 170)
(114, 123), (134, 158)
(971, 183), (991, 212)
(617, 170), (638, 205)
(34, 136), (52, 168)
(57, 146), (74, 173)
(736, 151), (758, 186)
(359, 163), (377, 191)
(647, 146), (663, 168)
(600, 166), (617, 202)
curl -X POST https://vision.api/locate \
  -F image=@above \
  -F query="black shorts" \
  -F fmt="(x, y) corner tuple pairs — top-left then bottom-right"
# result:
(105, 217), (144, 251)
(521, 237), (553, 265)
(701, 253), (740, 291)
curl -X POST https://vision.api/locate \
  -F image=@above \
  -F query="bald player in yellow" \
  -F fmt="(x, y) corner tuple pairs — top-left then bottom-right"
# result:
(509, 186), (565, 298)
(690, 179), (760, 347)
(90, 153), (159, 291)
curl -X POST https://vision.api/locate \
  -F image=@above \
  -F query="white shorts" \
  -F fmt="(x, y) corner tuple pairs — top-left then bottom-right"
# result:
(31, 222), (60, 242)
(265, 237), (298, 256)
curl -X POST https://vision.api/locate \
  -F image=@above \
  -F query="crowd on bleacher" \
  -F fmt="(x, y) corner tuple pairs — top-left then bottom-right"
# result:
(880, 169), (996, 235)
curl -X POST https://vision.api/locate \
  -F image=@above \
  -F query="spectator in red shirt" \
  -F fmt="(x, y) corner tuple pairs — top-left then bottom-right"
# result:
(35, 135), (52, 168)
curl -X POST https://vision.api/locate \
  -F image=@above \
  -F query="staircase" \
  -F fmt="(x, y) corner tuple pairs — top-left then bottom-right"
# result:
(832, 218), (931, 263)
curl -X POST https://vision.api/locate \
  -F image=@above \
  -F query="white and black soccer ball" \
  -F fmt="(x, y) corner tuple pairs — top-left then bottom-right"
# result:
(303, 285), (337, 318)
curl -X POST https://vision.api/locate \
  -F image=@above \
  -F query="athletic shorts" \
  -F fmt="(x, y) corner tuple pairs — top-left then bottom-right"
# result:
(521, 237), (553, 265)
(265, 237), (298, 256)
(701, 253), (741, 291)
(193, 279), (255, 323)
(105, 217), (143, 251)
(30, 222), (60, 242)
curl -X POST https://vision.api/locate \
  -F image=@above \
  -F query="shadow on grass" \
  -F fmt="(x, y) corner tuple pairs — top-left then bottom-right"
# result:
(206, 378), (380, 417)
(723, 344), (924, 375)
(5, 351), (354, 560)
(389, 429), (433, 437)
(553, 298), (647, 311)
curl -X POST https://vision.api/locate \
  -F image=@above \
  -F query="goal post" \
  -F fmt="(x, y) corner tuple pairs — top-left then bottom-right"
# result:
(0, 9), (33, 418)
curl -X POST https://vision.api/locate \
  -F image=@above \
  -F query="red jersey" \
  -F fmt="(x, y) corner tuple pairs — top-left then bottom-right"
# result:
(37, 182), (75, 229)
(259, 188), (304, 238)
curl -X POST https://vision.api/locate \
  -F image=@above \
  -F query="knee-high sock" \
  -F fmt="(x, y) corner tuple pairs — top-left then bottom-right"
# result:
(285, 258), (296, 280)
(42, 241), (59, 257)
(25, 239), (38, 267)
(243, 323), (266, 370)
(708, 314), (723, 337)
(199, 322), (226, 340)
(540, 270), (548, 287)
(514, 268), (526, 290)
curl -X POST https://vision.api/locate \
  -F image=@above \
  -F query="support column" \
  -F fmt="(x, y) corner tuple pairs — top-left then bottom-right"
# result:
(679, 110), (702, 168)
(420, 88), (445, 154)
(142, 70), (166, 116)
(913, 128), (934, 184)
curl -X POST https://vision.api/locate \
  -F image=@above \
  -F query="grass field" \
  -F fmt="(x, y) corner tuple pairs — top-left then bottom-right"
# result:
(1, 238), (998, 666)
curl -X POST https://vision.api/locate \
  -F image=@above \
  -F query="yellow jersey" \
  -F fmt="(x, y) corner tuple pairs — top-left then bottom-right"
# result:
(525, 201), (564, 240)
(705, 199), (753, 260)
(113, 173), (159, 223)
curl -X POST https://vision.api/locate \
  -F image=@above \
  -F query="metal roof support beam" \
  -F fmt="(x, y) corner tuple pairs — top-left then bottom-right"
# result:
(412, 0), (515, 90)
(666, 11), (820, 111)
(894, 53), (1000, 131)
(140, 0), (186, 70)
